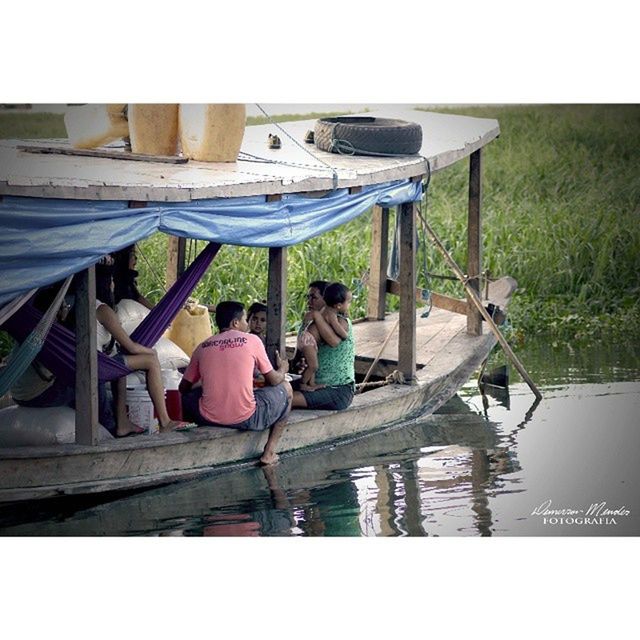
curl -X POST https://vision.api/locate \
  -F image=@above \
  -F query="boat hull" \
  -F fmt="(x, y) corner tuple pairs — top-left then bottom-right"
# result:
(0, 329), (498, 503)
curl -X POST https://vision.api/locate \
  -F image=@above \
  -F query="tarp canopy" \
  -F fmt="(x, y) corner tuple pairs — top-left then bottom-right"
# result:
(0, 179), (421, 306)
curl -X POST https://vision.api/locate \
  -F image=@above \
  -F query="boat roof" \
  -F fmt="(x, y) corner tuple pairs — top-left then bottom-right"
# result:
(0, 108), (500, 305)
(0, 108), (499, 201)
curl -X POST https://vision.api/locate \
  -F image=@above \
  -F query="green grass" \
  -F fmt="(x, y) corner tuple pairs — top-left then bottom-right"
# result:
(0, 112), (66, 138)
(415, 104), (640, 344)
(1, 104), (639, 354)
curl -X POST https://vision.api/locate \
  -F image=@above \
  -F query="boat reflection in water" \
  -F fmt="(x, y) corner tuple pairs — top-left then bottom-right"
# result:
(0, 387), (536, 537)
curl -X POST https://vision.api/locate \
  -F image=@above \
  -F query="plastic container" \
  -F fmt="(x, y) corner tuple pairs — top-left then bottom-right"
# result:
(64, 104), (129, 149)
(128, 104), (179, 156)
(162, 369), (183, 421)
(126, 383), (158, 434)
(166, 302), (212, 357)
(179, 104), (246, 162)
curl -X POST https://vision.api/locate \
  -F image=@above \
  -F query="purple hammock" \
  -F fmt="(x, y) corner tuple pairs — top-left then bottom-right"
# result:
(2, 242), (220, 386)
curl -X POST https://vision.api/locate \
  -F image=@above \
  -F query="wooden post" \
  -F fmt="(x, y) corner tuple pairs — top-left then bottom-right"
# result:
(177, 237), (187, 277)
(367, 206), (389, 320)
(166, 236), (187, 288)
(467, 149), (483, 335)
(266, 247), (287, 366)
(166, 236), (179, 288)
(75, 266), (99, 445)
(398, 202), (417, 381)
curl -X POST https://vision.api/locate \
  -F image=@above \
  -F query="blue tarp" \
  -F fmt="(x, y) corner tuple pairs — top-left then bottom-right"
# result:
(0, 179), (422, 306)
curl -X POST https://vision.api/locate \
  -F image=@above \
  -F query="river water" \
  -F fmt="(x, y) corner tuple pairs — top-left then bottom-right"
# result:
(0, 338), (638, 537)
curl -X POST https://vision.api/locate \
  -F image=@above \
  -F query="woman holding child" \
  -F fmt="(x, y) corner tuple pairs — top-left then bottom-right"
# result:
(292, 281), (355, 412)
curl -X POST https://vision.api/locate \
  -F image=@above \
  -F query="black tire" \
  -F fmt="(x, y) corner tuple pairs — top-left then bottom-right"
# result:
(314, 116), (423, 156)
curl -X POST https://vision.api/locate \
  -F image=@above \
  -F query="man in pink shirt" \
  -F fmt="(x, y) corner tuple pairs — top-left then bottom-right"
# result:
(179, 301), (292, 465)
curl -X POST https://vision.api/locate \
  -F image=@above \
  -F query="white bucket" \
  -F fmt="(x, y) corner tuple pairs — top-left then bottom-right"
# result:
(126, 384), (158, 434)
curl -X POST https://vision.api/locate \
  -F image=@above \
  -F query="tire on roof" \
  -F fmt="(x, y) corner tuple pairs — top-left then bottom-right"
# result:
(314, 116), (422, 156)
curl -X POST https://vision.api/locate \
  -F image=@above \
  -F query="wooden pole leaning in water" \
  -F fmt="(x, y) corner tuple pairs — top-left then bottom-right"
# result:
(423, 220), (543, 401)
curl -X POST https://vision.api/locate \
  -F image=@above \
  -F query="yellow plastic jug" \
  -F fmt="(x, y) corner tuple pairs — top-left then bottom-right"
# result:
(64, 104), (129, 149)
(128, 104), (179, 156)
(166, 301), (213, 358)
(179, 104), (246, 162)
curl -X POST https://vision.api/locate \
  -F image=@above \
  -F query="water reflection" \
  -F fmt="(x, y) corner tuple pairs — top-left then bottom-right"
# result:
(0, 404), (520, 536)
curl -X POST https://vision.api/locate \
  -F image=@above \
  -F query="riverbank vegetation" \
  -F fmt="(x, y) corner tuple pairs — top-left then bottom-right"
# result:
(1, 104), (638, 351)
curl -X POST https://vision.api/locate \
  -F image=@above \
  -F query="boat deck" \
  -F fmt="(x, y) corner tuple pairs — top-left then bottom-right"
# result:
(287, 305), (466, 379)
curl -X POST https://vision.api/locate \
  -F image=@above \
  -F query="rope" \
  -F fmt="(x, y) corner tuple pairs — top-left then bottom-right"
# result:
(253, 104), (340, 190)
(415, 199), (433, 318)
(137, 243), (168, 294)
(238, 151), (336, 174)
(356, 369), (405, 392)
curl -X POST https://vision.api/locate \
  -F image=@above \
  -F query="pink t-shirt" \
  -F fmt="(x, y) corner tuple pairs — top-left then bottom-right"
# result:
(182, 329), (273, 425)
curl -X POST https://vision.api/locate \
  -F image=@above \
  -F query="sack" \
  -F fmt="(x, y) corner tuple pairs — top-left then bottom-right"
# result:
(154, 336), (190, 370)
(0, 405), (113, 447)
(116, 298), (149, 328)
(117, 299), (190, 369)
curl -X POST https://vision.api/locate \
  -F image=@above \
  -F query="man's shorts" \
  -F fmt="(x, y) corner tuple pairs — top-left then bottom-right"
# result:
(182, 384), (290, 432)
(300, 382), (355, 411)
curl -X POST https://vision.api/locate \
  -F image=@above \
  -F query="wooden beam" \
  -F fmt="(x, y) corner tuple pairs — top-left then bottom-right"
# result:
(367, 206), (389, 320)
(467, 149), (483, 335)
(385, 279), (468, 315)
(166, 236), (188, 288)
(177, 237), (187, 278)
(431, 292), (468, 315)
(75, 266), (99, 445)
(166, 236), (179, 289)
(18, 144), (189, 164)
(266, 247), (287, 366)
(398, 202), (416, 381)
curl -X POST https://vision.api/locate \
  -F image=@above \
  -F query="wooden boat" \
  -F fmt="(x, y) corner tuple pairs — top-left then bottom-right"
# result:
(0, 107), (512, 503)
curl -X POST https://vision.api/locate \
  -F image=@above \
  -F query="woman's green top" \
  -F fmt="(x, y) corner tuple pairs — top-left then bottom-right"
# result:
(316, 317), (355, 386)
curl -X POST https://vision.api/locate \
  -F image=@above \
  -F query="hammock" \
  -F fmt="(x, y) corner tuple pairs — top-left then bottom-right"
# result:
(0, 277), (72, 396)
(1, 242), (220, 385)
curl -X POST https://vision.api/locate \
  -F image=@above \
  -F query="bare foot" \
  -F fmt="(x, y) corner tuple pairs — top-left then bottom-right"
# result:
(259, 451), (280, 466)
(159, 420), (183, 433)
(116, 418), (145, 438)
(159, 420), (197, 433)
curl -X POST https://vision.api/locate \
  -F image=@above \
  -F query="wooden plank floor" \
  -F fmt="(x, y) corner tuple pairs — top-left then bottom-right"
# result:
(286, 307), (466, 373)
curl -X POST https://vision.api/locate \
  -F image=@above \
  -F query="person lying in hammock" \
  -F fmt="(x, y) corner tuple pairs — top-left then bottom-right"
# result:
(94, 262), (187, 434)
